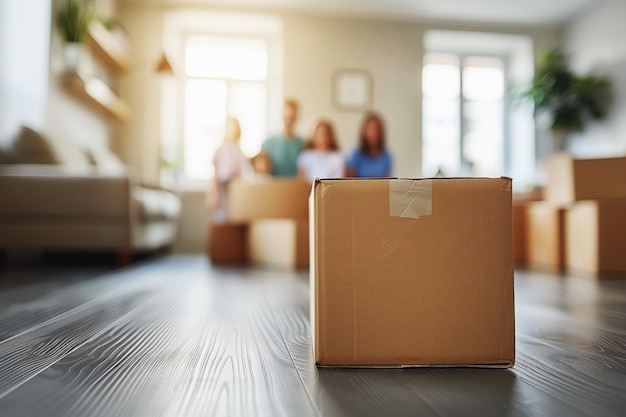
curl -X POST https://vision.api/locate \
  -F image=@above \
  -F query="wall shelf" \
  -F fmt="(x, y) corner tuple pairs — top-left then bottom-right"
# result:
(63, 73), (132, 122)
(87, 22), (131, 74)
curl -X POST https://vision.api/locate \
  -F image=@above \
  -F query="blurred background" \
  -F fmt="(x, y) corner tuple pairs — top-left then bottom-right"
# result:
(0, 0), (624, 256)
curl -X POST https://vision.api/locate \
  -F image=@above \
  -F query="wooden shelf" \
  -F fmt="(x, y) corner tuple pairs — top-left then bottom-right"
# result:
(63, 73), (132, 122)
(87, 22), (131, 74)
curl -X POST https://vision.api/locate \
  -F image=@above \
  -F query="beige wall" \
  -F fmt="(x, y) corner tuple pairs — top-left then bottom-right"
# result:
(283, 16), (423, 176)
(116, 5), (164, 181)
(565, 0), (626, 157)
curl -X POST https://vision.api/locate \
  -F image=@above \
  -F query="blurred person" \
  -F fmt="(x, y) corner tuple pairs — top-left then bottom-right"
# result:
(297, 120), (344, 183)
(261, 99), (304, 177)
(346, 112), (392, 177)
(206, 117), (249, 221)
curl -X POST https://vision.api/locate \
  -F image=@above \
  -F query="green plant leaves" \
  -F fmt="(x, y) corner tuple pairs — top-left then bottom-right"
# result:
(520, 49), (612, 133)
(56, 0), (95, 43)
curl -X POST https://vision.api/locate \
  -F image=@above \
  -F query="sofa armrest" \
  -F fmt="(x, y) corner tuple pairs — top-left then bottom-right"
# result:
(139, 181), (179, 196)
(0, 165), (133, 218)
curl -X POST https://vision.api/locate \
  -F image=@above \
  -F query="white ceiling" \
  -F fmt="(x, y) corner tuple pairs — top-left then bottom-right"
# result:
(130, 0), (607, 26)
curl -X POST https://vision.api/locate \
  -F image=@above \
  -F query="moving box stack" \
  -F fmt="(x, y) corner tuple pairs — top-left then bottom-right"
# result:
(310, 177), (515, 367)
(525, 153), (626, 276)
(208, 178), (311, 269)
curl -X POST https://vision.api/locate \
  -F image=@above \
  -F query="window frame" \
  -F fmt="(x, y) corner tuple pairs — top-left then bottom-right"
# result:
(422, 51), (511, 177)
(168, 32), (274, 187)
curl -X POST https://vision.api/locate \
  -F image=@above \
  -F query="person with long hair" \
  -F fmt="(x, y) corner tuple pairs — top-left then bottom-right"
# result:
(206, 117), (249, 221)
(346, 112), (392, 177)
(297, 120), (344, 183)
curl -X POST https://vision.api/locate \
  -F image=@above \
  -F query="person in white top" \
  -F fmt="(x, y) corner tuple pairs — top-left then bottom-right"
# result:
(297, 120), (344, 183)
(206, 117), (249, 222)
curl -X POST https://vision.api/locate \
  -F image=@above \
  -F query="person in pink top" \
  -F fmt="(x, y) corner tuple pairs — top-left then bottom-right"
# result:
(206, 117), (249, 221)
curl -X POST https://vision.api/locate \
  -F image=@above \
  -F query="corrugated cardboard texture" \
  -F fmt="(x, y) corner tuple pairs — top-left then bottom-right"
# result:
(566, 199), (626, 276)
(227, 179), (310, 222)
(208, 223), (248, 265)
(526, 202), (566, 272)
(248, 219), (309, 269)
(311, 178), (515, 367)
(544, 154), (626, 203)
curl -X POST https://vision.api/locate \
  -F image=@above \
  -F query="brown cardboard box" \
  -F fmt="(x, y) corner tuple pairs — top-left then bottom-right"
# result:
(512, 192), (542, 266)
(565, 199), (626, 277)
(310, 177), (515, 367)
(512, 202), (528, 265)
(544, 153), (626, 203)
(526, 202), (567, 272)
(207, 223), (247, 265)
(248, 219), (309, 269)
(227, 178), (310, 222)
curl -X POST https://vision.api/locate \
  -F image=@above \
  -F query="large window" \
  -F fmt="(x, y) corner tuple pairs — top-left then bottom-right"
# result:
(422, 53), (506, 178)
(180, 36), (268, 181)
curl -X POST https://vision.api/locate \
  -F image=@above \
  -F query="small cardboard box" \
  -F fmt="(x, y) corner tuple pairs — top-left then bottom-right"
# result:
(565, 199), (626, 277)
(310, 177), (515, 368)
(227, 178), (310, 222)
(526, 202), (567, 272)
(248, 219), (309, 269)
(544, 153), (626, 204)
(207, 223), (248, 265)
(512, 202), (528, 265)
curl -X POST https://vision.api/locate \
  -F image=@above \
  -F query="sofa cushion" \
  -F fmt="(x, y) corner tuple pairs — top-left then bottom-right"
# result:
(11, 126), (61, 164)
(87, 147), (125, 174)
(0, 144), (8, 164)
(10, 126), (91, 167)
(133, 187), (181, 222)
(53, 136), (92, 167)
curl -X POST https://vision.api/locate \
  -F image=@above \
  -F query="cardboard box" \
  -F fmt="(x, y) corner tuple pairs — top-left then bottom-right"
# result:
(310, 177), (515, 367)
(526, 202), (567, 272)
(565, 199), (626, 277)
(248, 219), (309, 269)
(227, 178), (310, 222)
(512, 193), (542, 266)
(544, 153), (626, 203)
(512, 202), (528, 265)
(207, 223), (247, 265)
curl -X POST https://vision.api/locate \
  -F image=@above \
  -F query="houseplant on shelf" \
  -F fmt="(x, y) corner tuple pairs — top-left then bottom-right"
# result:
(56, 0), (95, 73)
(520, 49), (612, 152)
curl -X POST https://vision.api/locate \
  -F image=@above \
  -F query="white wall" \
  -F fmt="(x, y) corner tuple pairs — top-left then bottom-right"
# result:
(565, 0), (626, 157)
(0, 0), (51, 142)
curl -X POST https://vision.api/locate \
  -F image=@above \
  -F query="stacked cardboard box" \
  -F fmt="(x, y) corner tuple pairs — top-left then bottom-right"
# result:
(208, 178), (310, 268)
(526, 153), (626, 276)
(512, 192), (542, 266)
(310, 177), (515, 367)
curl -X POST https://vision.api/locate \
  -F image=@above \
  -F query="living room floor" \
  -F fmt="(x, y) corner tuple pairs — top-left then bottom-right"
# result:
(0, 255), (624, 417)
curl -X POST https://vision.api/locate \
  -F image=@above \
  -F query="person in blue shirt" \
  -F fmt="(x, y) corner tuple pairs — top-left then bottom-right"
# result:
(261, 99), (305, 177)
(346, 112), (392, 177)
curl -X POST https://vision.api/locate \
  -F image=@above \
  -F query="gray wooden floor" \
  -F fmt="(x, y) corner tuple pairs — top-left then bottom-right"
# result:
(0, 255), (624, 417)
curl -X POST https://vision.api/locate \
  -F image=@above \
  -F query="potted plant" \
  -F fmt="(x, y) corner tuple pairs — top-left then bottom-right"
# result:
(521, 49), (612, 151)
(56, 0), (94, 73)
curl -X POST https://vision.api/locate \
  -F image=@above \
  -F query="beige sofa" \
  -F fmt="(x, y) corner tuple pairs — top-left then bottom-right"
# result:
(0, 127), (181, 263)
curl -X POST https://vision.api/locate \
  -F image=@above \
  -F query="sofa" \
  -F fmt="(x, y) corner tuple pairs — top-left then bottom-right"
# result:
(0, 126), (181, 264)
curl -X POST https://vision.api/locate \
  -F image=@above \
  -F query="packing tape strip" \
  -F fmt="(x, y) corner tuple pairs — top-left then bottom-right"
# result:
(389, 179), (432, 218)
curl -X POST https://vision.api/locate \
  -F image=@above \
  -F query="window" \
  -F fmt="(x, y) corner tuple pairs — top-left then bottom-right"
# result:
(179, 36), (269, 181)
(422, 53), (506, 178)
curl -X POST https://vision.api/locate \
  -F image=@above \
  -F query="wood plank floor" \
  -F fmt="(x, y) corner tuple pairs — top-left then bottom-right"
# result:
(0, 255), (624, 417)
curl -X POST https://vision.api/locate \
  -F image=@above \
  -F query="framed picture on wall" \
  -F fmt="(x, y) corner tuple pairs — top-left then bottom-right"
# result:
(333, 69), (373, 111)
